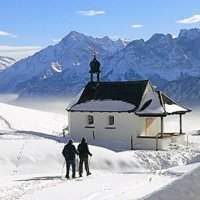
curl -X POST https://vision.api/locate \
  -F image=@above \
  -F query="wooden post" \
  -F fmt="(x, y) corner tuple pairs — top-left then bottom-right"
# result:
(179, 114), (183, 134)
(130, 136), (133, 150)
(186, 135), (189, 147)
(160, 116), (164, 138)
(62, 129), (65, 138)
(156, 133), (159, 151)
(92, 131), (95, 140)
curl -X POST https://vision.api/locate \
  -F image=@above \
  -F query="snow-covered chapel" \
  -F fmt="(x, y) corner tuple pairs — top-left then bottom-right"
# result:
(67, 55), (191, 151)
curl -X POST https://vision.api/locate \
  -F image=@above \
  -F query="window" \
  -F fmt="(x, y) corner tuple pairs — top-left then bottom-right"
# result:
(87, 115), (94, 125)
(108, 115), (114, 126)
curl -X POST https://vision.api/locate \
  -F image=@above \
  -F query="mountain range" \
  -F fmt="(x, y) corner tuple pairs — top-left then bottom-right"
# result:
(0, 29), (200, 104)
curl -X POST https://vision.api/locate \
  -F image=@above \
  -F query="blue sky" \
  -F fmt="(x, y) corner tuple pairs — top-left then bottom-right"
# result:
(1, 0), (200, 58)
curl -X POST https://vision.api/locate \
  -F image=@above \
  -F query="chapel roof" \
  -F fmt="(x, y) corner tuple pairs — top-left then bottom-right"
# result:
(67, 80), (191, 115)
(68, 80), (149, 112)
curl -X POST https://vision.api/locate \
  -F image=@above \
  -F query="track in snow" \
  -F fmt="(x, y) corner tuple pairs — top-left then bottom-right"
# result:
(0, 176), (65, 200)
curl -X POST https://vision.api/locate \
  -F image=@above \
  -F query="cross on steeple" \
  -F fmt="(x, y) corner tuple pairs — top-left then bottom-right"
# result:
(92, 48), (97, 57)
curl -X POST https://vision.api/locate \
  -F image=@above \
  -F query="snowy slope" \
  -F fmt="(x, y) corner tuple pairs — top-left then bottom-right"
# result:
(144, 163), (200, 200)
(0, 102), (67, 133)
(1, 103), (200, 199)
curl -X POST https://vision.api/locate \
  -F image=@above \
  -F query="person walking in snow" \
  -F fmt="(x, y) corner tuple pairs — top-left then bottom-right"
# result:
(78, 138), (92, 177)
(62, 139), (79, 179)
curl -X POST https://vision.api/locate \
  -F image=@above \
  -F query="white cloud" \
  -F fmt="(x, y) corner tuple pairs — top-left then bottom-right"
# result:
(77, 10), (105, 16)
(176, 15), (200, 24)
(0, 45), (41, 60)
(0, 30), (17, 38)
(131, 24), (144, 28)
(52, 38), (61, 43)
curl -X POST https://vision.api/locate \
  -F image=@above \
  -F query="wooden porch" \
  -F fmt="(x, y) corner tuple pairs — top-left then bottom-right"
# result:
(135, 133), (185, 150)
(133, 114), (186, 150)
(138, 132), (185, 139)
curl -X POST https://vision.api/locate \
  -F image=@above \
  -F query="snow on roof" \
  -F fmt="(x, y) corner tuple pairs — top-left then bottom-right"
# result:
(67, 88), (85, 110)
(161, 92), (191, 114)
(136, 91), (165, 116)
(70, 100), (136, 112)
(136, 90), (191, 116)
(67, 80), (191, 115)
(164, 104), (188, 113)
(73, 81), (148, 107)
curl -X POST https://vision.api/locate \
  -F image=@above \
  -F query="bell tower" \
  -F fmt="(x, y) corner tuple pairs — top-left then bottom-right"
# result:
(89, 51), (101, 82)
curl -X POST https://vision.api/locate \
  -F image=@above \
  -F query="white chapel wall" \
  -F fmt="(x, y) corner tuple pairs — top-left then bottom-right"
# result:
(68, 111), (145, 151)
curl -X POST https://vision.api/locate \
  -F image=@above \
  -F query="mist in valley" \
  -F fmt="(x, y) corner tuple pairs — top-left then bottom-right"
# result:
(0, 94), (72, 115)
(164, 107), (200, 133)
(0, 94), (200, 133)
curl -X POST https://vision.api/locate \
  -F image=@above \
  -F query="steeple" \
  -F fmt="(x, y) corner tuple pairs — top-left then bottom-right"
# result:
(89, 50), (101, 82)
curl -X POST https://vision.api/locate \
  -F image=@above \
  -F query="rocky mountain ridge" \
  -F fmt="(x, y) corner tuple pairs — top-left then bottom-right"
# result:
(0, 29), (200, 104)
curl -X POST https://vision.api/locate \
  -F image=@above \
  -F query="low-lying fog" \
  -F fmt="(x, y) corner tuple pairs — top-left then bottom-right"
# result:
(0, 94), (71, 115)
(164, 109), (200, 133)
(0, 94), (199, 133)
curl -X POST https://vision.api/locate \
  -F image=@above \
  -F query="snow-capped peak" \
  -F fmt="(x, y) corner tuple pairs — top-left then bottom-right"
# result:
(0, 56), (16, 71)
(66, 31), (86, 40)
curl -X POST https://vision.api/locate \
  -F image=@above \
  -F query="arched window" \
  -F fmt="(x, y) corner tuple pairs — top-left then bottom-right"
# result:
(87, 115), (94, 125)
(108, 115), (114, 126)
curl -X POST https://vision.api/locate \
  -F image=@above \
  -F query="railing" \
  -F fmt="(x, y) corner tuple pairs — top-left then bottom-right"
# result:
(156, 132), (162, 151)
(138, 132), (183, 139)
(137, 132), (184, 151)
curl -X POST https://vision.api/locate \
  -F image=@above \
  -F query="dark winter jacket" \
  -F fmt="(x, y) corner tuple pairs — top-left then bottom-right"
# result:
(78, 142), (92, 159)
(62, 143), (78, 161)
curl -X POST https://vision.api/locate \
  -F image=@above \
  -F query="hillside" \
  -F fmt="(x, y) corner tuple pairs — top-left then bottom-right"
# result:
(0, 103), (200, 199)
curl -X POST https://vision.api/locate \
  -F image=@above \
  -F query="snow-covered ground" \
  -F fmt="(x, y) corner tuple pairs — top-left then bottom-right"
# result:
(1, 102), (200, 200)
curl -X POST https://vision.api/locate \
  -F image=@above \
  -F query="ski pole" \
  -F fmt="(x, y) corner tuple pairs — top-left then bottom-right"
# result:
(89, 155), (92, 170)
